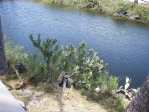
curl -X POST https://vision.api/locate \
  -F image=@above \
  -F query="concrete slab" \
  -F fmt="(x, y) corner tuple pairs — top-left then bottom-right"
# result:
(0, 81), (26, 112)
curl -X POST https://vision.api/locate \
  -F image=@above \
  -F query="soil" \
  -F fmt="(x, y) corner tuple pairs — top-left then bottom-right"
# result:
(11, 86), (107, 112)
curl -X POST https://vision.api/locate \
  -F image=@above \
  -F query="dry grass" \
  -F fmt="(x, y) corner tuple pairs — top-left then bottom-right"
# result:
(15, 87), (107, 112)
(135, 3), (149, 9)
(9, 84), (107, 112)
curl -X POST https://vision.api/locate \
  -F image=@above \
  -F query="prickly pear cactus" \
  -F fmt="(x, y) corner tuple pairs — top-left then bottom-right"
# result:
(29, 34), (59, 79)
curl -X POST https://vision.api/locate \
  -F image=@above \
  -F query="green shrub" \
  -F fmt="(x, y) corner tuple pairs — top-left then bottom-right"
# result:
(29, 34), (118, 93)
(35, 0), (149, 22)
(105, 76), (118, 93)
(4, 35), (27, 72)
(113, 95), (125, 111)
(134, 8), (149, 21)
(114, 95), (123, 107)
(107, 109), (117, 112)
(4, 35), (48, 83)
(114, 0), (129, 14)
(4, 34), (119, 94)
(24, 53), (48, 83)
(29, 34), (61, 80)
(43, 84), (57, 93)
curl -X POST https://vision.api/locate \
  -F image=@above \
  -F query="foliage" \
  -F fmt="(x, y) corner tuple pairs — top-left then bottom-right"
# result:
(4, 35), (27, 72)
(81, 88), (125, 112)
(113, 95), (125, 111)
(4, 33), (119, 95)
(24, 53), (48, 84)
(114, 95), (123, 107)
(29, 34), (62, 80)
(4, 35), (48, 84)
(114, 0), (129, 14)
(105, 76), (118, 93)
(4, 35), (124, 111)
(29, 34), (118, 93)
(35, 0), (149, 23)
(59, 42), (107, 90)
(43, 84), (57, 93)
(134, 7), (149, 21)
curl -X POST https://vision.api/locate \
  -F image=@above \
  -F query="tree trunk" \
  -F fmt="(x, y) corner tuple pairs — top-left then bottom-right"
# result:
(0, 16), (8, 75)
(125, 74), (149, 112)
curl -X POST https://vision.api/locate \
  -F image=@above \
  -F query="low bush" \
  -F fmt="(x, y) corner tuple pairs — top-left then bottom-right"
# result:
(5, 34), (127, 111)
(29, 34), (118, 93)
(4, 35), (27, 72)
(134, 8), (149, 21)
(43, 84), (57, 93)
(35, 0), (149, 22)
(114, 0), (130, 14)
(5, 34), (119, 94)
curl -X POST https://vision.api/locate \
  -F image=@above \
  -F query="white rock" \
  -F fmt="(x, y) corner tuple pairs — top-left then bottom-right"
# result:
(95, 87), (100, 93)
(68, 78), (74, 84)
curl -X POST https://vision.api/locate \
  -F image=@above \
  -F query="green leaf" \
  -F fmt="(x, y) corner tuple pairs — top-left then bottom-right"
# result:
(52, 55), (57, 65)
(54, 45), (59, 51)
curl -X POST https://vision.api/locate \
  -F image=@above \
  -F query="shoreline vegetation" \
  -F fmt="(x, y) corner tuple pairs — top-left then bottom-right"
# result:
(3, 34), (140, 112)
(34, 0), (149, 23)
(1, 1), (147, 111)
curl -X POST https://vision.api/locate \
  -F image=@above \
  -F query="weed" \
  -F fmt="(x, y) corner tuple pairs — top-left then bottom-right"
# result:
(43, 84), (57, 93)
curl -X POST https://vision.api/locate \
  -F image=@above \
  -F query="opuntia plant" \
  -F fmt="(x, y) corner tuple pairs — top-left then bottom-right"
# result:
(29, 34), (59, 79)
(29, 34), (118, 92)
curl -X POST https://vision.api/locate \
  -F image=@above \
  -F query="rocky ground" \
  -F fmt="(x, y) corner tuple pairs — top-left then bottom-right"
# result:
(10, 86), (107, 112)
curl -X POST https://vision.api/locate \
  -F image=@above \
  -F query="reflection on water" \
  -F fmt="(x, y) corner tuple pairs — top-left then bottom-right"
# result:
(0, 0), (149, 87)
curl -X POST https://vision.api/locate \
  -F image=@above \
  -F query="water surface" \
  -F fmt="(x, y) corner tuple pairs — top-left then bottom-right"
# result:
(1, 0), (149, 87)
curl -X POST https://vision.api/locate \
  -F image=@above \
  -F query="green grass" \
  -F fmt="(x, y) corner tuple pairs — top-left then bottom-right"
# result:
(80, 89), (129, 112)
